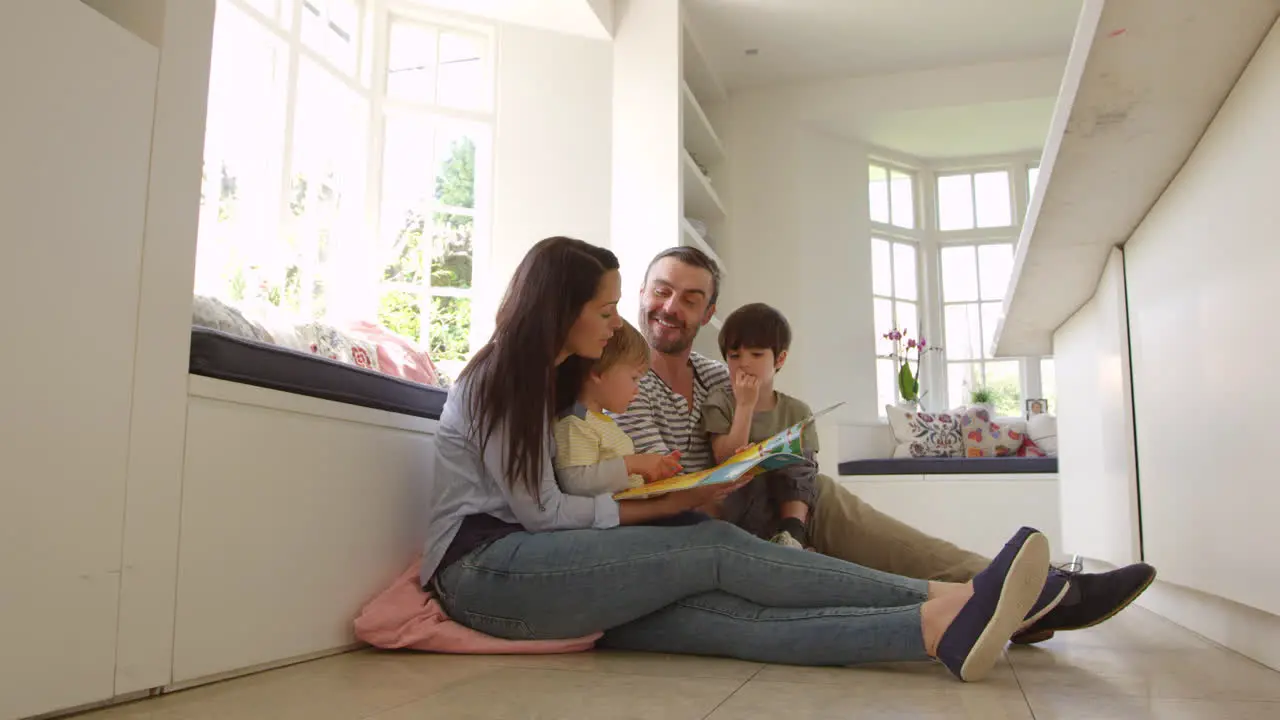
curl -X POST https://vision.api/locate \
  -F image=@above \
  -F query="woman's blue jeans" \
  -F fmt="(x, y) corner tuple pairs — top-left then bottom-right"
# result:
(434, 520), (932, 666)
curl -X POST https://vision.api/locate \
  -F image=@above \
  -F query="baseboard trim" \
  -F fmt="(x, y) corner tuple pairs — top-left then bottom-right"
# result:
(166, 643), (364, 692)
(1136, 578), (1280, 673)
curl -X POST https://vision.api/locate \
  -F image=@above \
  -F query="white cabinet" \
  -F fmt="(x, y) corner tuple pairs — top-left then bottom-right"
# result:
(0, 2), (159, 718)
(1052, 249), (1141, 567)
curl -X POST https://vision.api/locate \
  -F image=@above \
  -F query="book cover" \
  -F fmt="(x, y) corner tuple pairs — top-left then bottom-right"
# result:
(612, 402), (845, 500)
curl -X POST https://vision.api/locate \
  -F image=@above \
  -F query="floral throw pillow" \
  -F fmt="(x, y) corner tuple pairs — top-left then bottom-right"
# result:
(885, 405), (964, 458)
(298, 322), (380, 372)
(959, 407), (1026, 457)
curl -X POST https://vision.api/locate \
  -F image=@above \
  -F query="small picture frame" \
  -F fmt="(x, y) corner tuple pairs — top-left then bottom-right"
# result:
(1026, 398), (1048, 417)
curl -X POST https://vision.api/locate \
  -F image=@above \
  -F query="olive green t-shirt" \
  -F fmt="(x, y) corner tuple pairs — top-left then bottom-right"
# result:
(700, 387), (820, 452)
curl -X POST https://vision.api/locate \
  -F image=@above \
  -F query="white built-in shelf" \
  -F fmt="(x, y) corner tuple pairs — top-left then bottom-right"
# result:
(681, 81), (724, 167)
(995, 0), (1274, 357)
(682, 21), (727, 105)
(681, 149), (726, 223)
(680, 218), (727, 276)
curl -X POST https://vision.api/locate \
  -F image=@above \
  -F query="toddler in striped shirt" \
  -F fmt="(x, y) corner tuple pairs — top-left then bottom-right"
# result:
(552, 321), (686, 497)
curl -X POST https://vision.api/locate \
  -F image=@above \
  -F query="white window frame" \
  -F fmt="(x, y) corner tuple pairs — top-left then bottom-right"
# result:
(368, 1), (495, 367)
(869, 160), (927, 415)
(867, 152), (1050, 416)
(199, 0), (494, 373)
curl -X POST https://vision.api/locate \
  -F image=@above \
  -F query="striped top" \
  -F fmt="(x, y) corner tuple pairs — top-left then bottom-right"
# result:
(611, 352), (732, 474)
(552, 404), (644, 494)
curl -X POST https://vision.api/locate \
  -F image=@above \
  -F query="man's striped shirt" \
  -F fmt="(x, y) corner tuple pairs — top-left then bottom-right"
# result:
(611, 352), (731, 473)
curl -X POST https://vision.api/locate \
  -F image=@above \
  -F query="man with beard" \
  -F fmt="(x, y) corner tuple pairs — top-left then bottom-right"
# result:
(613, 246), (1157, 645)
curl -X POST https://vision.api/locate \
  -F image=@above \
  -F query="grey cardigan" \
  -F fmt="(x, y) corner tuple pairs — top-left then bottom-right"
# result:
(419, 379), (621, 586)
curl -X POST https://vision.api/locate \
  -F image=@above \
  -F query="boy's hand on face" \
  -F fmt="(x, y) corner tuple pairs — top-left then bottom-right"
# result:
(732, 371), (761, 410)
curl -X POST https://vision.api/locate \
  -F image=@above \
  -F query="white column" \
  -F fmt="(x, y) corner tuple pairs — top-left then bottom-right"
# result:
(611, 0), (682, 325)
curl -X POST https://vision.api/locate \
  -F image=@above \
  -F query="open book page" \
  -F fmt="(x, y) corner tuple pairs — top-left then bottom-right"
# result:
(613, 402), (845, 500)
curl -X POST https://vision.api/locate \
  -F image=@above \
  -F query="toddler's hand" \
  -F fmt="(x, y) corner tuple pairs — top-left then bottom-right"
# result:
(627, 453), (683, 483)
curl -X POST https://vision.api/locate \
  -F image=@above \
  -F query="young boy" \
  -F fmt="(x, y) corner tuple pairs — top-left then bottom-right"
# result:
(700, 303), (819, 549)
(553, 321), (684, 495)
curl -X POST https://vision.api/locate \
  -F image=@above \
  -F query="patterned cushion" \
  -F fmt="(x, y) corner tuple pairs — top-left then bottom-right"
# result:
(885, 405), (964, 458)
(958, 406), (1027, 457)
(298, 321), (380, 372)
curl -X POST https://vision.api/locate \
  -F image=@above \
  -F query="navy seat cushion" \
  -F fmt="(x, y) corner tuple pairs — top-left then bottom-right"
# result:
(189, 327), (447, 420)
(838, 456), (1058, 476)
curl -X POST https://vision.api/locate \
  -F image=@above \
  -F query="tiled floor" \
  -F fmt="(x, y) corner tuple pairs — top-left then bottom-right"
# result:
(76, 606), (1280, 719)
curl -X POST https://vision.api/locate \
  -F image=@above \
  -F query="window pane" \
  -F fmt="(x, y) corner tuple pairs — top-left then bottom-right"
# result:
(877, 358), (897, 413)
(948, 363), (981, 409)
(287, 58), (368, 319)
(387, 19), (437, 102)
(434, 129), (477, 209)
(985, 361), (1022, 416)
(1040, 357), (1056, 415)
(896, 301), (918, 341)
(941, 245), (978, 302)
(1028, 166), (1040, 199)
(381, 119), (478, 290)
(869, 164), (889, 224)
(437, 31), (488, 110)
(871, 238), (892, 297)
(380, 115), (434, 262)
(431, 213), (473, 288)
(429, 295), (472, 362)
(944, 303), (982, 361)
(874, 298), (893, 355)
(937, 174), (974, 231)
(974, 170), (1012, 227)
(195, 6), (289, 303)
(893, 242), (917, 301)
(890, 170), (914, 229)
(980, 302), (1003, 359)
(978, 243), (1014, 301)
(377, 288), (422, 342)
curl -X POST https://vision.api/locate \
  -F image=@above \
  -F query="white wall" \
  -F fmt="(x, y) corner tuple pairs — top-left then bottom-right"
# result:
(477, 22), (613, 342)
(1, 3), (161, 718)
(81, 0), (166, 46)
(1053, 249), (1141, 567)
(1123, 18), (1280, 616)
(716, 110), (872, 474)
(716, 59), (1062, 467)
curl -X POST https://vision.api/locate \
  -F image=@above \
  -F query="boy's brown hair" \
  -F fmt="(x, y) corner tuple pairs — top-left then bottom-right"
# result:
(717, 303), (792, 360)
(596, 320), (650, 374)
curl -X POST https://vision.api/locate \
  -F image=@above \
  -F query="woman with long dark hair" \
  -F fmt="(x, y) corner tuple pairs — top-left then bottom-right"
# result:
(423, 236), (1063, 682)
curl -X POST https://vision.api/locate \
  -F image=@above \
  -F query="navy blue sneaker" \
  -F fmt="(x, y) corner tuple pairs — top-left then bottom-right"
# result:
(936, 527), (1050, 682)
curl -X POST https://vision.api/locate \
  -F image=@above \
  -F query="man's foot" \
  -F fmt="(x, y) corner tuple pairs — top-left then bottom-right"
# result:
(936, 527), (1050, 682)
(769, 530), (805, 549)
(1019, 567), (1071, 632)
(1011, 563), (1157, 645)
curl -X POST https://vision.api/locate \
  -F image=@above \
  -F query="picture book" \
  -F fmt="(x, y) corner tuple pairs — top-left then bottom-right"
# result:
(612, 402), (846, 500)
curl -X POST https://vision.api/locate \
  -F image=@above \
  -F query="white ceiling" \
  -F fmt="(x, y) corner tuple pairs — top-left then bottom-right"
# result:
(859, 97), (1058, 158)
(686, 0), (1083, 90)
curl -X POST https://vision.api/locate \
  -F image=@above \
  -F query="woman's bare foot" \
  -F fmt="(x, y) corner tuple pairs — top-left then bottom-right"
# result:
(921, 582), (974, 656)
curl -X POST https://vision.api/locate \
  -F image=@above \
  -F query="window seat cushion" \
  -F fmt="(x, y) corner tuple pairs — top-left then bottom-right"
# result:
(189, 327), (447, 420)
(838, 456), (1058, 476)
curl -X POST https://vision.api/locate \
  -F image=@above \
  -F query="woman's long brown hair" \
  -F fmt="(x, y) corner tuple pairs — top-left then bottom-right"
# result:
(460, 236), (619, 496)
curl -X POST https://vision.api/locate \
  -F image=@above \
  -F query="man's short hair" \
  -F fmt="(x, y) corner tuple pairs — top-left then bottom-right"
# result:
(718, 302), (792, 360)
(643, 246), (721, 306)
